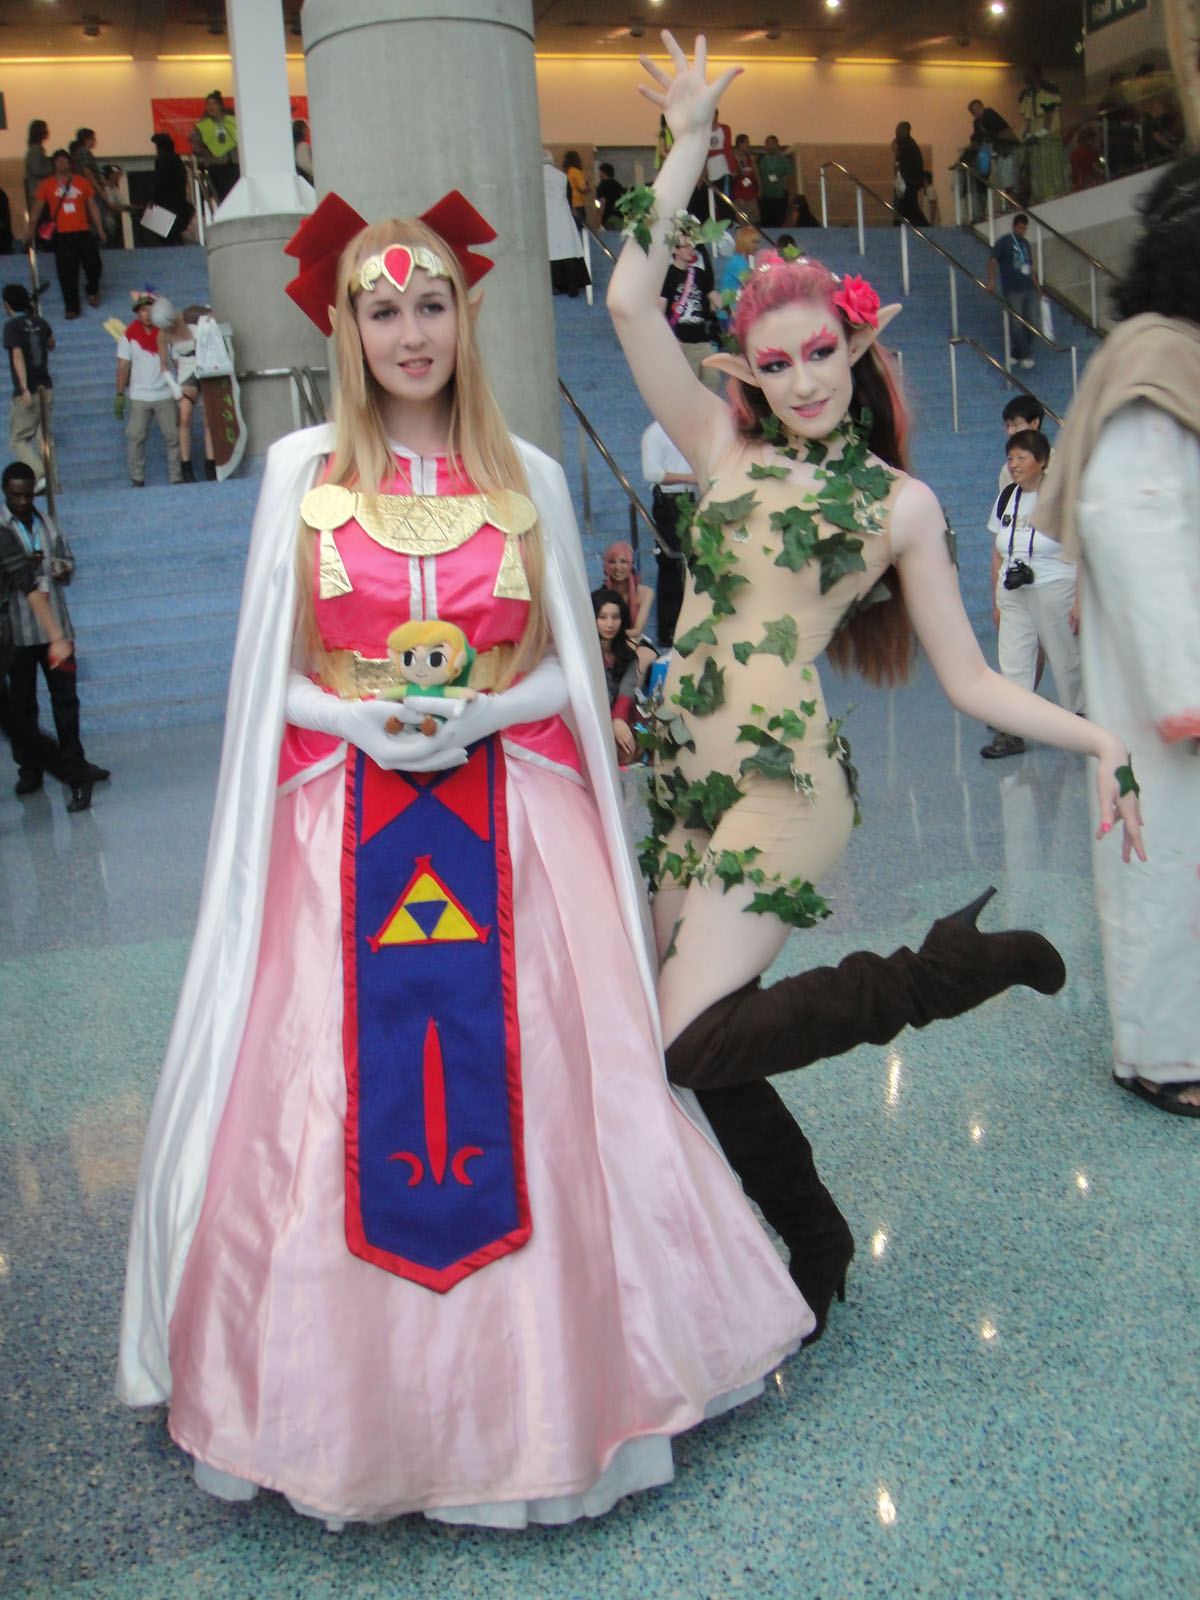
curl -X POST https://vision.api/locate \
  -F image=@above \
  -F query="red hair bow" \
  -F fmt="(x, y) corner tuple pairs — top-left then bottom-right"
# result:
(284, 190), (498, 336)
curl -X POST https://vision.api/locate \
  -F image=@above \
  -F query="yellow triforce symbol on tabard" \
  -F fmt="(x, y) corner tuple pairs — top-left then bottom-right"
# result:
(369, 854), (490, 950)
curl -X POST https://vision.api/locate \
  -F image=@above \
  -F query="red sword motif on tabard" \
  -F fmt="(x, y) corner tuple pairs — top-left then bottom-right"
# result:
(389, 1017), (483, 1187)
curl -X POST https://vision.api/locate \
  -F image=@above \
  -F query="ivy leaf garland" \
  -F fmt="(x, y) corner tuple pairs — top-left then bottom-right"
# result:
(732, 615), (799, 668)
(826, 708), (862, 826)
(763, 420), (894, 592)
(1115, 761), (1140, 798)
(674, 613), (720, 658)
(812, 532), (868, 594)
(614, 184), (658, 253)
(771, 504), (820, 572)
(673, 657), (725, 716)
(747, 878), (832, 929)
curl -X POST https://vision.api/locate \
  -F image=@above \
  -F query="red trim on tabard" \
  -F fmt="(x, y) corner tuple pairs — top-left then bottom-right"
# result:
(341, 753), (365, 1266)
(490, 741), (531, 1266)
(340, 742), (531, 1294)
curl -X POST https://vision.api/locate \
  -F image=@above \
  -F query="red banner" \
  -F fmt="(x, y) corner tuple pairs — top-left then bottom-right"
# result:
(150, 96), (309, 154)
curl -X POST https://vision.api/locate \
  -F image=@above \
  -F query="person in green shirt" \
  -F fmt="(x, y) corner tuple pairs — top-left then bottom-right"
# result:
(190, 91), (239, 203)
(756, 134), (793, 228)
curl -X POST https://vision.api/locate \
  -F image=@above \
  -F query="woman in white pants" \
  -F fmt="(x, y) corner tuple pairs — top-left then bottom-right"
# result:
(982, 427), (1082, 758)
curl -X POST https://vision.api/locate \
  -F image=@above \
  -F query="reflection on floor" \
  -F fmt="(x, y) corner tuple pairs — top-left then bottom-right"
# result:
(3, 649), (1196, 1600)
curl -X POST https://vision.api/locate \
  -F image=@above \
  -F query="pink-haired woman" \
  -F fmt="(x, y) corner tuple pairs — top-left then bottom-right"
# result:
(608, 34), (1145, 1337)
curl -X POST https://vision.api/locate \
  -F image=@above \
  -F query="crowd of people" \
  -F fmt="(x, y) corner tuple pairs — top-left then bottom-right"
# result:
(958, 62), (1184, 215)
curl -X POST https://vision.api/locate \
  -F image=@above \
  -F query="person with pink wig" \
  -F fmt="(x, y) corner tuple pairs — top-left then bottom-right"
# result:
(608, 34), (1145, 1341)
(601, 539), (657, 678)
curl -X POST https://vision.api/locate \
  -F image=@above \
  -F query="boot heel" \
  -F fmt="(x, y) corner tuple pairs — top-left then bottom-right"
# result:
(946, 885), (998, 927)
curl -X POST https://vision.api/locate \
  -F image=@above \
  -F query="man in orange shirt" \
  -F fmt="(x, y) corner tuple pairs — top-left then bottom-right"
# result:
(26, 149), (103, 321)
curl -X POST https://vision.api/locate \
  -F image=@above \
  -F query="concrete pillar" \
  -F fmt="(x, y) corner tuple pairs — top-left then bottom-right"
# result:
(203, 0), (322, 456)
(302, 0), (561, 459)
(217, 0), (315, 221)
(206, 213), (329, 453)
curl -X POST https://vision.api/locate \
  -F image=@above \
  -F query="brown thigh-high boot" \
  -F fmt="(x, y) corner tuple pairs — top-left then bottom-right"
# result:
(666, 887), (1065, 1093)
(695, 1081), (854, 1344)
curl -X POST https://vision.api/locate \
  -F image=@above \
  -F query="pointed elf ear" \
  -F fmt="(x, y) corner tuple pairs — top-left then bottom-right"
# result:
(466, 289), (485, 324)
(701, 349), (759, 387)
(846, 302), (901, 366)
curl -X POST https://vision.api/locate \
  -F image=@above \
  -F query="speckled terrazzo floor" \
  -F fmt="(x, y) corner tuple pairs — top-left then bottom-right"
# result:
(3, 664), (1197, 1600)
(3, 231), (1198, 1600)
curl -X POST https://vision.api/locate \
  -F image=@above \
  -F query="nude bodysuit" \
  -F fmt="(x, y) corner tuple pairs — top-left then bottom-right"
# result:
(646, 424), (904, 928)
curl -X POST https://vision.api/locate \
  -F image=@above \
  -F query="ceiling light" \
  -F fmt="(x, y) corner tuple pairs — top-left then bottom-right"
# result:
(825, 0), (841, 9)
(989, 1), (1005, 12)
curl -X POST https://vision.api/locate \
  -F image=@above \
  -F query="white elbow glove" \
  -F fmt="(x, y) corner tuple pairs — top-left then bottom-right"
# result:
(402, 651), (569, 763)
(285, 672), (462, 772)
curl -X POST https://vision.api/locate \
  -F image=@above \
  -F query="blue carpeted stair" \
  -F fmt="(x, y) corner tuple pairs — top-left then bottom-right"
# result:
(34, 228), (1099, 733)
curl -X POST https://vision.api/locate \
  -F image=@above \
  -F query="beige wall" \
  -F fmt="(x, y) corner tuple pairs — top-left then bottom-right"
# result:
(0, 57), (310, 168)
(0, 52), (1021, 208)
(534, 56), (1027, 201)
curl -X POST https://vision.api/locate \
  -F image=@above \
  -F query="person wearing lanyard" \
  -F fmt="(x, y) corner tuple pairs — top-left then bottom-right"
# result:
(982, 429), (1082, 759)
(986, 213), (1043, 371)
(0, 462), (107, 808)
(25, 150), (104, 322)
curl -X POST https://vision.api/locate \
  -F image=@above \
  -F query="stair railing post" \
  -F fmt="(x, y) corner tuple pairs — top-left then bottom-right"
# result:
(1071, 344), (1078, 397)
(953, 166), (963, 228)
(820, 168), (829, 229)
(1003, 308), (1012, 370)
(950, 342), (960, 434)
(1089, 263), (1098, 328)
(1035, 219), (1045, 283)
(856, 185), (865, 256)
(986, 185), (995, 247)
(949, 265), (959, 338)
(900, 221), (910, 295)
(577, 415), (592, 538)
(582, 226), (594, 308)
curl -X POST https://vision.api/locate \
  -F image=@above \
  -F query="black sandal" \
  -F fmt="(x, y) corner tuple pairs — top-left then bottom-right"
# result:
(1116, 1075), (1200, 1119)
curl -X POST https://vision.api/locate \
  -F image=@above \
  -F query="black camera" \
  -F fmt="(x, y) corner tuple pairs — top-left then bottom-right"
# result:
(1003, 560), (1035, 590)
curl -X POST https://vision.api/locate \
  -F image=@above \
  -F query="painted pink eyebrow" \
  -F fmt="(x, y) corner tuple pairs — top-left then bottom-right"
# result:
(801, 325), (839, 359)
(753, 347), (791, 366)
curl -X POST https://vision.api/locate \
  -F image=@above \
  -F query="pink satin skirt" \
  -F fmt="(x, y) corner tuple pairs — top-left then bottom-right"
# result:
(167, 754), (811, 1522)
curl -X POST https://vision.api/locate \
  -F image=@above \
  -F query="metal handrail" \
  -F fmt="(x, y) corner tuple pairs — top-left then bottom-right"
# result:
(948, 336), (1063, 435)
(950, 163), (1117, 279)
(558, 376), (661, 552)
(950, 161), (1115, 332)
(237, 364), (330, 429)
(817, 159), (1071, 365)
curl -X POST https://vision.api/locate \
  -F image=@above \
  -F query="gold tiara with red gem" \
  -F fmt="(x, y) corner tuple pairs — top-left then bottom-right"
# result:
(355, 244), (450, 297)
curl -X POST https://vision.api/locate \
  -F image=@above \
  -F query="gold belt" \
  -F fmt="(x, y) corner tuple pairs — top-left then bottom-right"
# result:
(326, 643), (514, 699)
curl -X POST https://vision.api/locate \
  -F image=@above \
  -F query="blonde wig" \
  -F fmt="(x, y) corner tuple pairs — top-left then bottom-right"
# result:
(296, 217), (549, 691)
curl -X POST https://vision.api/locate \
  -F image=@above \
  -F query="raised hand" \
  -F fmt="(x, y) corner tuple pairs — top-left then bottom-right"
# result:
(637, 32), (742, 144)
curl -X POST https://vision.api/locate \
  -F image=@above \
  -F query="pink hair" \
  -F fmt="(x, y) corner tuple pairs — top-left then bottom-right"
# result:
(726, 256), (910, 470)
(602, 540), (639, 619)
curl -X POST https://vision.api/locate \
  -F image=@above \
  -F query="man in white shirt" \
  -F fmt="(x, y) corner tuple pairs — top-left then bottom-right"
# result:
(114, 292), (182, 487)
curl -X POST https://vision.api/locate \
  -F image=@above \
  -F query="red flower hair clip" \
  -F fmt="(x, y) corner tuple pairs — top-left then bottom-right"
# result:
(831, 273), (881, 329)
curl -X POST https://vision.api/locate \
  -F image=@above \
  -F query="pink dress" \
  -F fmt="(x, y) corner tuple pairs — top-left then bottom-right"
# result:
(164, 452), (810, 1524)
